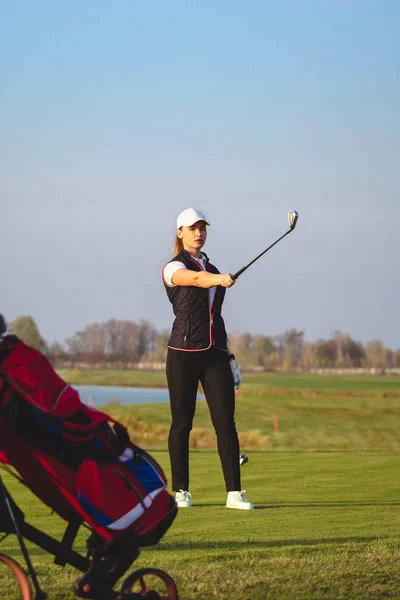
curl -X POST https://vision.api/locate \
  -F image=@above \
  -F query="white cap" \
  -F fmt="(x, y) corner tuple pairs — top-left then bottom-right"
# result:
(176, 208), (210, 229)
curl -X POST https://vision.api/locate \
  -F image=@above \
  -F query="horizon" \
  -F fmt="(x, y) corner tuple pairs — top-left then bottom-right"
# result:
(5, 312), (399, 353)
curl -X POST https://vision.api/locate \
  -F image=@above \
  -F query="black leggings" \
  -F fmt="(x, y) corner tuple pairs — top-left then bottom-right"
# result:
(166, 346), (241, 492)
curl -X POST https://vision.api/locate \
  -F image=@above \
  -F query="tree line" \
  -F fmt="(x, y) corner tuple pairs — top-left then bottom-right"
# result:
(6, 315), (400, 371)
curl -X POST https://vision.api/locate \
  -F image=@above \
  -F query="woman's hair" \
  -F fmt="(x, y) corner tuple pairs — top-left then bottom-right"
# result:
(172, 234), (183, 257)
(0, 314), (7, 336)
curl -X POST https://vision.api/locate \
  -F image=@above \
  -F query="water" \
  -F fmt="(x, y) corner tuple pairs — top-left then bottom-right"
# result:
(74, 385), (171, 407)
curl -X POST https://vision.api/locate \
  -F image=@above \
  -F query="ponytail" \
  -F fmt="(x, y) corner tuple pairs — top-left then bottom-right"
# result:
(172, 235), (183, 257)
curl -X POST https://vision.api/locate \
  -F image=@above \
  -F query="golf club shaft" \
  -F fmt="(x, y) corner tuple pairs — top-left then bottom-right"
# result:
(232, 228), (292, 280)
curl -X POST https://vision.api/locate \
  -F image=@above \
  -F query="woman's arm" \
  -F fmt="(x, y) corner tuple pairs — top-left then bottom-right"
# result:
(172, 269), (235, 289)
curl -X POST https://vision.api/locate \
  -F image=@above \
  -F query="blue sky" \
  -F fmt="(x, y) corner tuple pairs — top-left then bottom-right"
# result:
(1, 1), (399, 348)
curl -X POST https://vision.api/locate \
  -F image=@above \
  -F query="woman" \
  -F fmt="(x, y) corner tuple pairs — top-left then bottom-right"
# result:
(162, 208), (254, 510)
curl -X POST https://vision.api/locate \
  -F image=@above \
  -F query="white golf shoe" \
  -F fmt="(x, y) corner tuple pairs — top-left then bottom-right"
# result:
(175, 489), (192, 508)
(226, 490), (254, 510)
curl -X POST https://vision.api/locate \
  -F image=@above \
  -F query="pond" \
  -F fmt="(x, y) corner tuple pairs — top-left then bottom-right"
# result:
(74, 385), (171, 407)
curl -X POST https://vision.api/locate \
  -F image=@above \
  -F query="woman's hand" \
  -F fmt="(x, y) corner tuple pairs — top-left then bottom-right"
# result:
(220, 273), (235, 288)
(229, 357), (242, 389)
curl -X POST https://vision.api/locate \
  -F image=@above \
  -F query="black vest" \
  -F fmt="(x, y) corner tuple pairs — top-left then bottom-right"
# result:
(164, 250), (228, 351)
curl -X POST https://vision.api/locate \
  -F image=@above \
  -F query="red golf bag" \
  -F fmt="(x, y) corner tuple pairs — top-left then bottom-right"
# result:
(0, 335), (177, 598)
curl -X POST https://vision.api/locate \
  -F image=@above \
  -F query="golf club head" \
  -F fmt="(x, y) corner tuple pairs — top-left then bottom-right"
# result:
(288, 210), (299, 230)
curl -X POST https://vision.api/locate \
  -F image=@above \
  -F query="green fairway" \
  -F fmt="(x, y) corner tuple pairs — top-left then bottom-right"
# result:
(56, 369), (168, 388)
(1, 372), (399, 598)
(71, 371), (400, 452)
(1, 451), (400, 599)
(57, 369), (400, 395)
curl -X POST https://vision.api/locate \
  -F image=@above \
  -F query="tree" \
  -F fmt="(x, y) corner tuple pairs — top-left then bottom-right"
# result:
(392, 349), (400, 367)
(142, 330), (170, 362)
(228, 331), (252, 355)
(66, 320), (136, 361)
(48, 341), (68, 364)
(154, 330), (170, 361)
(301, 342), (318, 369)
(314, 339), (337, 367)
(282, 329), (304, 369)
(136, 319), (158, 357)
(333, 331), (365, 367)
(365, 339), (388, 369)
(250, 335), (276, 367)
(10, 315), (47, 353)
(65, 329), (86, 355)
(228, 331), (253, 365)
(64, 319), (159, 363)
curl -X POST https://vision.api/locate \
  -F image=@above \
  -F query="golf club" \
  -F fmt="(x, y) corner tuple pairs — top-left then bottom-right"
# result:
(232, 210), (299, 280)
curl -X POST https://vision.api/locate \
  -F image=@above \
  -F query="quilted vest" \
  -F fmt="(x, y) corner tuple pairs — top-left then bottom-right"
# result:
(163, 249), (228, 351)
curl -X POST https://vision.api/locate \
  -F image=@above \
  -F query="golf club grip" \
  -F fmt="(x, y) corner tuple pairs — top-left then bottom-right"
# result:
(232, 267), (247, 280)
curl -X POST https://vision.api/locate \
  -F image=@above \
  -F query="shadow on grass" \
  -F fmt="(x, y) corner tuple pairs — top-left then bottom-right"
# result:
(0, 545), (87, 559)
(3, 535), (388, 560)
(194, 500), (400, 508)
(160, 535), (389, 551)
(263, 500), (400, 509)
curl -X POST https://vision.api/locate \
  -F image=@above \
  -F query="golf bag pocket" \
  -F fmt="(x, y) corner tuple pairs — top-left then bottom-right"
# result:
(76, 445), (169, 537)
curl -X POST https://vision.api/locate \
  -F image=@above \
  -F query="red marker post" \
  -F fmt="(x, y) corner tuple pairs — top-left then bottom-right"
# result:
(274, 414), (279, 434)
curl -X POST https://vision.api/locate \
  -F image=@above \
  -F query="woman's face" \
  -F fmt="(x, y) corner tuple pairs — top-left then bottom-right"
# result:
(178, 220), (207, 254)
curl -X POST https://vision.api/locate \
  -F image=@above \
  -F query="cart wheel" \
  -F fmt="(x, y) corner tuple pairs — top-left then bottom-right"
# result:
(0, 553), (32, 600)
(120, 567), (178, 600)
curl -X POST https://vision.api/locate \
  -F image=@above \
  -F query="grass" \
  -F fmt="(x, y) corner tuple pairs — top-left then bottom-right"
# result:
(79, 372), (400, 452)
(1, 372), (399, 598)
(57, 369), (400, 394)
(57, 369), (168, 388)
(106, 391), (400, 452)
(0, 451), (400, 599)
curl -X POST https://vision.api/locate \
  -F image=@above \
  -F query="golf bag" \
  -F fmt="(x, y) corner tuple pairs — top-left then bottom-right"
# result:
(0, 335), (177, 597)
